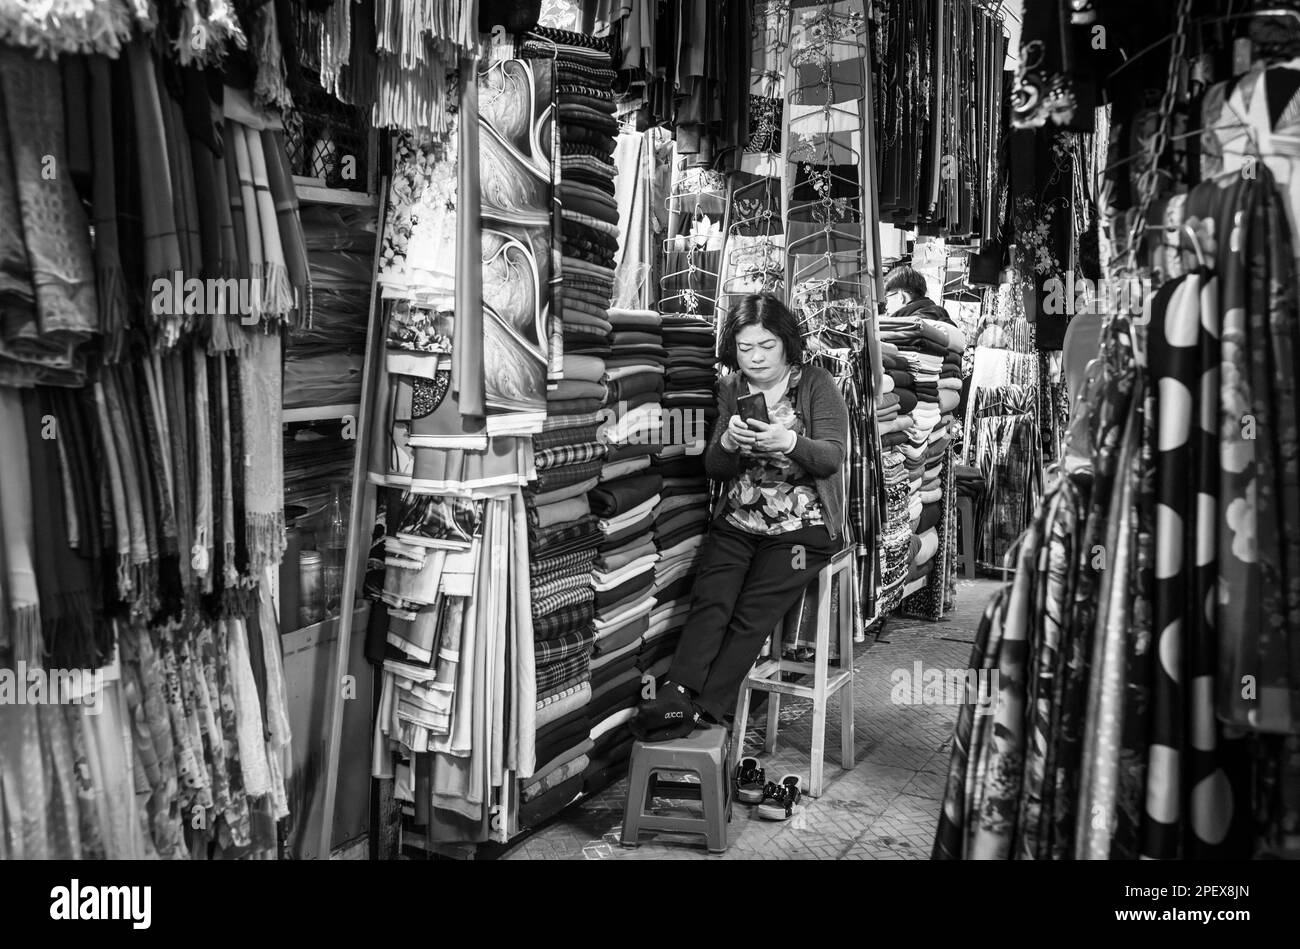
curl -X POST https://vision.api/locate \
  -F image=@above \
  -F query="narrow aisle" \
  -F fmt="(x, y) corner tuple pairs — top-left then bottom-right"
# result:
(502, 579), (1003, 859)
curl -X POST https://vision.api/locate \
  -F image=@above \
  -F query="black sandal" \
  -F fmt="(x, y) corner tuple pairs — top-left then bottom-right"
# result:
(756, 774), (802, 821)
(735, 756), (766, 804)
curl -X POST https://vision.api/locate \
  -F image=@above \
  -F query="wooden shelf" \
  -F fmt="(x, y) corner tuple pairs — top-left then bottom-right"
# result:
(282, 402), (361, 424)
(294, 175), (378, 208)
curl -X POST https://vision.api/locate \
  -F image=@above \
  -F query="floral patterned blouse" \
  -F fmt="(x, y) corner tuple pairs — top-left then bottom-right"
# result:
(724, 367), (826, 535)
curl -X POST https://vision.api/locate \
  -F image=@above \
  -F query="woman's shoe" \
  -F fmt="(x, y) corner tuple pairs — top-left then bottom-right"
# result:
(756, 774), (802, 821)
(630, 682), (698, 741)
(735, 757), (766, 804)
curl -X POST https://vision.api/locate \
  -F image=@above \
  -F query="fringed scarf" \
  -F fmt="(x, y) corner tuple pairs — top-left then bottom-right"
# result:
(191, 348), (215, 594)
(0, 0), (144, 59)
(0, 387), (40, 662)
(251, 0), (293, 112)
(242, 124), (296, 320)
(261, 128), (312, 328)
(320, 0), (353, 97)
(170, 0), (247, 68)
(238, 330), (286, 580)
(100, 369), (153, 610)
(22, 387), (102, 670)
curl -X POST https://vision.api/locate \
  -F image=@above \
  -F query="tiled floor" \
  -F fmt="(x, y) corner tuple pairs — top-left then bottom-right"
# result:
(501, 578), (1002, 861)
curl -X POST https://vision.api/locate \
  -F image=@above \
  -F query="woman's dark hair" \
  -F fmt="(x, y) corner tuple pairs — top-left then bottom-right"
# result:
(884, 264), (928, 300)
(717, 294), (805, 370)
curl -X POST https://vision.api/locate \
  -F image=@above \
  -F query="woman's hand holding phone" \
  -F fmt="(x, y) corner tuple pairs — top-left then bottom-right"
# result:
(721, 414), (758, 452)
(744, 418), (796, 454)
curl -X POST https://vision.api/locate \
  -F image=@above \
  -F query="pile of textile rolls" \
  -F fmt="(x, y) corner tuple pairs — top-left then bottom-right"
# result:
(878, 316), (967, 604)
(518, 26), (622, 825)
(637, 309), (715, 688)
(581, 306), (667, 793)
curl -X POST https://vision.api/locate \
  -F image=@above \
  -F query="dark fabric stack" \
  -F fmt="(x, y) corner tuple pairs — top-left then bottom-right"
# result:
(584, 305), (670, 787)
(518, 26), (627, 818)
(636, 312), (716, 675)
(519, 26), (639, 811)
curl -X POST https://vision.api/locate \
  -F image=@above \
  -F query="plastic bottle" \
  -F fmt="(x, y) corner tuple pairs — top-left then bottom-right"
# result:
(299, 550), (324, 627)
(322, 481), (349, 617)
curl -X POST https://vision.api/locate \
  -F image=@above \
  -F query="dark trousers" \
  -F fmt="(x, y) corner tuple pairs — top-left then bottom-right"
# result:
(668, 519), (837, 720)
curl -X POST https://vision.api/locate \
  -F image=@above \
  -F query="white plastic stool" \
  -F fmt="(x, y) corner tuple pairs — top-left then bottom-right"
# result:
(730, 548), (857, 798)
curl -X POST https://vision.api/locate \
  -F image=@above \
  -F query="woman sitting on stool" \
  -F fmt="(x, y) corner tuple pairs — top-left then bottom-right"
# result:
(633, 293), (850, 741)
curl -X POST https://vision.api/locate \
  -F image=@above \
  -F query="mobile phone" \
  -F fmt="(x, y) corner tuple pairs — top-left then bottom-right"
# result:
(736, 393), (770, 425)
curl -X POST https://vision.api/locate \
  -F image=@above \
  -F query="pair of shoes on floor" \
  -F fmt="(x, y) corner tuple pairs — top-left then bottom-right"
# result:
(631, 682), (702, 742)
(734, 757), (802, 820)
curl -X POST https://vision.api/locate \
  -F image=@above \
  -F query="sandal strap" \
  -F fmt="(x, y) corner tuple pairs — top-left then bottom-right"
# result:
(762, 781), (788, 802)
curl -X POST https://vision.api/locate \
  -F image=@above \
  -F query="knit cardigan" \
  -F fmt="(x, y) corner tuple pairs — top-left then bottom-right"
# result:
(704, 364), (850, 542)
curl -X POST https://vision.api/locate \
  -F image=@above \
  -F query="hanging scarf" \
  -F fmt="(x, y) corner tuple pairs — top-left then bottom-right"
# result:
(0, 47), (98, 346)
(243, 125), (294, 319)
(320, 0), (353, 96)
(261, 128), (312, 327)
(101, 369), (153, 606)
(22, 388), (100, 669)
(127, 39), (183, 320)
(172, 0), (247, 68)
(238, 331), (285, 580)
(191, 348), (214, 594)
(91, 379), (133, 600)
(87, 56), (129, 358)
(0, 387), (40, 661)
(163, 92), (203, 288)
(251, 0), (292, 112)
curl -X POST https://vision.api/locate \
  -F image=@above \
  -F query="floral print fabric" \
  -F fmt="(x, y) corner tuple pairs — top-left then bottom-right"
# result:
(724, 368), (826, 535)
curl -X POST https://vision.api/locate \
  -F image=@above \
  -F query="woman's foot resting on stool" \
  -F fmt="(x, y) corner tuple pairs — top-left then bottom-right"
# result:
(631, 682), (700, 741)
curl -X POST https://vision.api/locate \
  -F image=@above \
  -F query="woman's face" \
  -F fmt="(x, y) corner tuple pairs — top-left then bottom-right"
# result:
(734, 322), (788, 385)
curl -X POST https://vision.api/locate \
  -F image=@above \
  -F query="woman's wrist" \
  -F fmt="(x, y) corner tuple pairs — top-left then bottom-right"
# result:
(783, 429), (799, 453)
(720, 429), (739, 452)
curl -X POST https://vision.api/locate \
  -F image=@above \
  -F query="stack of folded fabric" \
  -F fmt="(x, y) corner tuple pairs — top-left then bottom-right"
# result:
(525, 420), (604, 816)
(638, 312), (714, 679)
(519, 25), (623, 823)
(660, 313), (719, 442)
(878, 316), (967, 616)
(642, 449), (709, 673)
(585, 463), (663, 788)
(877, 340), (918, 612)
(584, 307), (668, 771)
(567, 307), (667, 789)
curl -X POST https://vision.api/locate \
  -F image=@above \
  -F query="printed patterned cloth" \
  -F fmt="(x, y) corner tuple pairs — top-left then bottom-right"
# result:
(724, 367), (826, 534)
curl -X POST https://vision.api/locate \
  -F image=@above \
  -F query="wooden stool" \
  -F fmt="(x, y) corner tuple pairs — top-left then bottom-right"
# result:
(955, 494), (976, 579)
(731, 548), (857, 798)
(620, 724), (733, 853)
